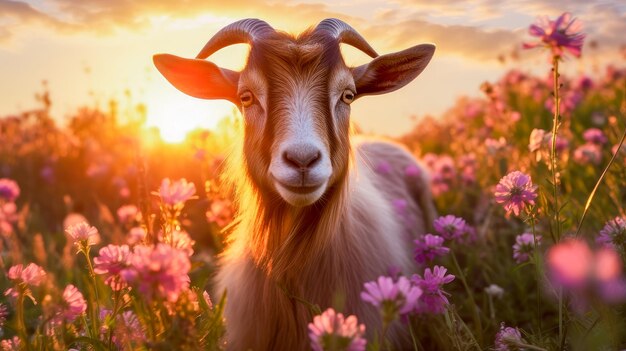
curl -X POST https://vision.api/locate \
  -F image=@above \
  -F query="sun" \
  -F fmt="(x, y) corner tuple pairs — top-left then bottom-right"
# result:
(145, 91), (234, 143)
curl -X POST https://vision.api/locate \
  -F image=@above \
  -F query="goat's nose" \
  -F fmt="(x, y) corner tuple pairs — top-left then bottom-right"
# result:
(283, 144), (322, 170)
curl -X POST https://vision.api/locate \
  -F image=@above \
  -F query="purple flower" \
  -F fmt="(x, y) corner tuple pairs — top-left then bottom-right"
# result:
(494, 171), (538, 216)
(573, 143), (602, 165)
(361, 276), (422, 317)
(494, 323), (524, 351)
(412, 266), (455, 314)
(513, 233), (541, 263)
(116, 205), (140, 224)
(433, 215), (466, 240)
(583, 128), (607, 145)
(596, 216), (626, 248)
(414, 234), (449, 264)
(523, 12), (585, 58)
(0, 179), (20, 202)
(404, 164), (421, 178)
(308, 308), (366, 351)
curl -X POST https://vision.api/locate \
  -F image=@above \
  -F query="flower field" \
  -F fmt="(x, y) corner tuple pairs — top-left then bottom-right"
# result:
(1, 12), (626, 351)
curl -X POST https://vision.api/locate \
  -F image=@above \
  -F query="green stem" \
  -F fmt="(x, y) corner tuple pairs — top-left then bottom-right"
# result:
(408, 317), (421, 351)
(16, 291), (29, 350)
(82, 246), (101, 336)
(450, 251), (482, 346)
(529, 215), (542, 336)
(550, 55), (561, 242)
(575, 126), (626, 235)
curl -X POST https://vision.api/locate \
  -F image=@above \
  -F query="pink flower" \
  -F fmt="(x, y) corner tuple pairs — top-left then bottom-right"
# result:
(528, 129), (547, 153)
(308, 308), (366, 351)
(127, 227), (147, 245)
(8, 263), (46, 286)
(547, 239), (593, 288)
(0, 303), (7, 328)
(117, 205), (140, 224)
(583, 128), (608, 145)
(361, 276), (422, 317)
(61, 285), (87, 322)
(100, 310), (145, 348)
(121, 244), (191, 302)
(494, 171), (537, 216)
(159, 230), (195, 256)
(5, 263), (46, 302)
(596, 216), (626, 248)
(485, 137), (507, 155)
(0, 178), (20, 202)
(414, 234), (449, 264)
(65, 222), (101, 248)
(205, 199), (234, 227)
(0, 337), (21, 351)
(494, 323), (524, 351)
(157, 178), (196, 208)
(433, 215), (466, 240)
(94, 245), (131, 291)
(513, 233), (541, 263)
(412, 266), (455, 314)
(573, 143), (602, 165)
(523, 12), (585, 58)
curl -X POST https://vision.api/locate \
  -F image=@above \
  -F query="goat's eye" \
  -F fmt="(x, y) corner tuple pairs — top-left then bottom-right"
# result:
(341, 89), (355, 104)
(240, 91), (254, 107)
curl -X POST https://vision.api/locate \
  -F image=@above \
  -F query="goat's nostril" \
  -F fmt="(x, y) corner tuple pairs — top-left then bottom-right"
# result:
(283, 146), (322, 170)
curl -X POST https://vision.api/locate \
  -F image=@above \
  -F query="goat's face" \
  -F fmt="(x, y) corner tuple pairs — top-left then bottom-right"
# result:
(154, 19), (435, 207)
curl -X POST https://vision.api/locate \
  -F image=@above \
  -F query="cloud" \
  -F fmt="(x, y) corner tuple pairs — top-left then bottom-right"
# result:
(0, 0), (624, 62)
(0, 0), (73, 41)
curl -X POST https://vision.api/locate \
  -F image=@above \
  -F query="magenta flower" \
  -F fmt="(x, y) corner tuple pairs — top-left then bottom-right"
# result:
(116, 205), (140, 224)
(513, 233), (541, 263)
(65, 221), (101, 248)
(157, 178), (196, 208)
(583, 128), (608, 145)
(414, 234), (449, 264)
(494, 171), (538, 216)
(404, 164), (421, 178)
(61, 285), (87, 322)
(412, 266), (455, 314)
(494, 323), (524, 351)
(361, 276), (422, 317)
(308, 308), (366, 351)
(94, 244), (131, 291)
(433, 215), (466, 240)
(375, 161), (392, 174)
(0, 178), (20, 202)
(121, 244), (191, 302)
(523, 12), (585, 58)
(573, 143), (602, 165)
(597, 216), (626, 248)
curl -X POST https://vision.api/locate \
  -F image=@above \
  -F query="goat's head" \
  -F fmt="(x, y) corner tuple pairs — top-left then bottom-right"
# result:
(154, 19), (434, 207)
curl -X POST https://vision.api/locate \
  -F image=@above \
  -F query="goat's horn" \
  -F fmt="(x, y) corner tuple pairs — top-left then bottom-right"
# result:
(314, 18), (378, 58)
(196, 18), (275, 59)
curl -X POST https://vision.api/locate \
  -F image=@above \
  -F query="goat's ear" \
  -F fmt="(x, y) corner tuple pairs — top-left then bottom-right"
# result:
(153, 53), (240, 104)
(352, 44), (435, 98)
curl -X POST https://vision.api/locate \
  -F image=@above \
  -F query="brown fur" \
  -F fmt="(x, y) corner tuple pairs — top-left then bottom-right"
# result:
(216, 29), (435, 350)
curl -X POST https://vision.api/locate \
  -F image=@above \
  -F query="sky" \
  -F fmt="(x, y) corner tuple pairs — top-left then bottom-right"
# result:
(0, 0), (625, 140)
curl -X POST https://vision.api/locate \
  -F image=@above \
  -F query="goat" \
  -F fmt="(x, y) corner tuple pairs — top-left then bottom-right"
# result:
(154, 18), (436, 350)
